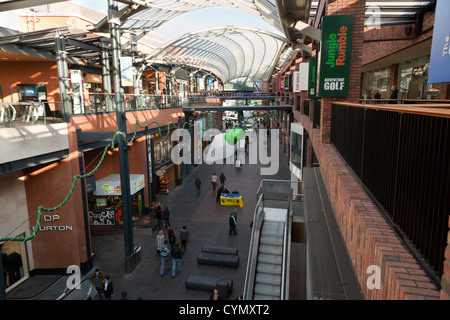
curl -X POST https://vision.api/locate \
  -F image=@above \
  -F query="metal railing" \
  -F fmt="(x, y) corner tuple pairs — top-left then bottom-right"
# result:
(77, 93), (182, 113)
(0, 101), (63, 127)
(331, 102), (449, 283)
(243, 193), (265, 300)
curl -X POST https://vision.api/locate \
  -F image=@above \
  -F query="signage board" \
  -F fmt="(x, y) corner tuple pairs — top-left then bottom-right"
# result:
(318, 15), (354, 97)
(428, 0), (450, 84)
(280, 77), (285, 90)
(94, 174), (145, 196)
(308, 57), (317, 98)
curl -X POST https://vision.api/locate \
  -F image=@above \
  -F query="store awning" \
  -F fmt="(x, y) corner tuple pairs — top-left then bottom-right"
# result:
(94, 174), (145, 196)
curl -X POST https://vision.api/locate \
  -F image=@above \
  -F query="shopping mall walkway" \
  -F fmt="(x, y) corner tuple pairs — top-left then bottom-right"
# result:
(85, 142), (292, 300)
(6, 141), (363, 300)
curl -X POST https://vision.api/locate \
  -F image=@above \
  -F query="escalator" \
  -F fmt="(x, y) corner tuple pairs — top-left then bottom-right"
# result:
(243, 180), (297, 300)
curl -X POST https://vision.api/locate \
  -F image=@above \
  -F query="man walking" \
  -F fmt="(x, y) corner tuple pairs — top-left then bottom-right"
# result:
(216, 185), (224, 203)
(195, 177), (201, 197)
(229, 212), (237, 236)
(159, 239), (171, 276)
(171, 241), (182, 278)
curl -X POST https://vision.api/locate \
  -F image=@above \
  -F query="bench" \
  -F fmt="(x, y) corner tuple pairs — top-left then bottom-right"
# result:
(197, 252), (239, 267)
(201, 245), (238, 255)
(185, 274), (233, 298)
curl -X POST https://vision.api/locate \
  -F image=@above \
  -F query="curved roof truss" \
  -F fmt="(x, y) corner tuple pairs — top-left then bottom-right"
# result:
(146, 26), (288, 84)
(91, 0), (282, 34)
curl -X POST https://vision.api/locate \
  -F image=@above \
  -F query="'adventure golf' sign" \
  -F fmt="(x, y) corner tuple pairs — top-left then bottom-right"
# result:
(318, 15), (354, 97)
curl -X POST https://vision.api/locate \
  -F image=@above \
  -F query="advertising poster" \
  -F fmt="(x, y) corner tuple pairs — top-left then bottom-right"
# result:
(120, 56), (133, 87)
(318, 15), (354, 97)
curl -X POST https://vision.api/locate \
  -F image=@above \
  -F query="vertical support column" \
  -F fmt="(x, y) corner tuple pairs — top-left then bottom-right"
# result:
(320, 0), (366, 143)
(101, 38), (113, 111)
(130, 34), (141, 109)
(108, 0), (136, 274)
(55, 31), (72, 122)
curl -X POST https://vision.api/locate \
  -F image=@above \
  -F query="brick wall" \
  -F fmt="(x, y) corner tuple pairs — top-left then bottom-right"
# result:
(442, 218), (450, 300)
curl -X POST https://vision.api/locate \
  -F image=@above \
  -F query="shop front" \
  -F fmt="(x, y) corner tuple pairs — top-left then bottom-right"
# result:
(88, 174), (145, 230)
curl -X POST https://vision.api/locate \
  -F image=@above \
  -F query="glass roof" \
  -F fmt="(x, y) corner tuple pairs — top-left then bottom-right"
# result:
(146, 26), (287, 83)
(88, 0), (288, 85)
(116, 0), (282, 33)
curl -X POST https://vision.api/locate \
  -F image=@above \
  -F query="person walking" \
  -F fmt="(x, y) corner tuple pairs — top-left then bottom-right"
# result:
(156, 229), (164, 255)
(155, 205), (163, 230)
(102, 275), (114, 300)
(159, 239), (172, 276)
(219, 173), (226, 187)
(216, 185), (224, 203)
(91, 268), (104, 299)
(210, 287), (224, 300)
(179, 226), (190, 254)
(171, 240), (182, 278)
(195, 177), (201, 197)
(211, 173), (218, 192)
(163, 206), (171, 229)
(229, 212), (237, 236)
(168, 227), (176, 248)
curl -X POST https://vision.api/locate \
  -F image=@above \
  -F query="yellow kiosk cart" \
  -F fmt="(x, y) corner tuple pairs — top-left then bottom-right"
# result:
(220, 193), (244, 208)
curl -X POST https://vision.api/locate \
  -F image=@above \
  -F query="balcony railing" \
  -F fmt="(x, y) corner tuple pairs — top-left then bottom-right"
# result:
(0, 101), (63, 127)
(331, 102), (450, 283)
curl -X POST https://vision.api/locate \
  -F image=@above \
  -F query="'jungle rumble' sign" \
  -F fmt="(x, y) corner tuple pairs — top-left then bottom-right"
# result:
(319, 15), (354, 97)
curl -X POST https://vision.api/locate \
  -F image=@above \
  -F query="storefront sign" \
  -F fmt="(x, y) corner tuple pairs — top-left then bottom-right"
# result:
(33, 215), (73, 231)
(428, 0), (450, 84)
(120, 56), (133, 87)
(293, 63), (309, 93)
(308, 57), (317, 98)
(318, 15), (354, 97)
(94, 174), (145, 196)
(280, 77), (285, 90)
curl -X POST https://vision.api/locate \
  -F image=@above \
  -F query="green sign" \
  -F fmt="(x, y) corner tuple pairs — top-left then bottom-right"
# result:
(318, 15), (354, 97)
(308, 56), (317, 98)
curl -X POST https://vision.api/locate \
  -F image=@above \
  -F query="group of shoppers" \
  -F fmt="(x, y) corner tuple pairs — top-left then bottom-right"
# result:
(156, 225), (190, 278)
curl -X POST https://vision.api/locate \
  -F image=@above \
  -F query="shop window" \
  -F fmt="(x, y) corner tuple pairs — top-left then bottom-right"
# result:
(398, 55), (440, 100)
(162, 140), (168, 160)
(154, 142), (161, 163)
(1, 240), (28, 290)
(362, 67), (390, 99)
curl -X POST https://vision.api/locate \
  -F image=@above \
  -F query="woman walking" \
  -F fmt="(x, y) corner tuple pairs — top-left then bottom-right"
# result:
(220, 173), (226, 187)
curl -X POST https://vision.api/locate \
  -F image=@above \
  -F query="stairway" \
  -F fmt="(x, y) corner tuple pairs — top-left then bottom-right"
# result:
(253, 220), (284, 300)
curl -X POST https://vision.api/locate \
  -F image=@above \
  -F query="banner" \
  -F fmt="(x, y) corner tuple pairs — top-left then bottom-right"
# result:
(318, 15), (354, 97)
(293, 71), (301, 92)
(308, 57), (317, 98)
(120, 56), (133, 87)
(428, 0), (450, 84)
(280, 77), (285, 90)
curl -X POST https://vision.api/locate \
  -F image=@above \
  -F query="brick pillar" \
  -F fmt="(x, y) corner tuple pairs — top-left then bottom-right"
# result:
(441, 216), (450, 300)
(320, 0), (366, 143)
